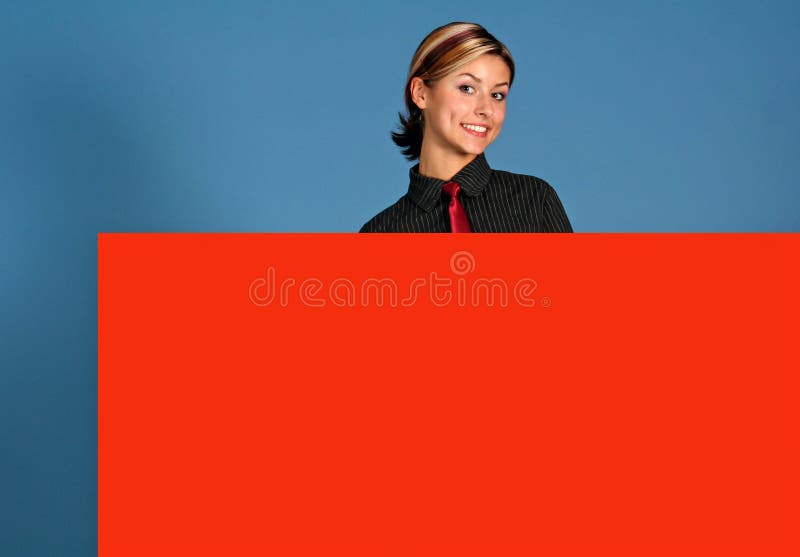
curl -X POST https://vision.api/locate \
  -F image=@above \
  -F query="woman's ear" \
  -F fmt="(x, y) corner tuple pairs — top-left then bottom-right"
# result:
(410, 77), (427, 110)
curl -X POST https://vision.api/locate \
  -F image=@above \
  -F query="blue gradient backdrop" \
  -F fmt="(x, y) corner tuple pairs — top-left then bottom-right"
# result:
(1, 1), (798, 554)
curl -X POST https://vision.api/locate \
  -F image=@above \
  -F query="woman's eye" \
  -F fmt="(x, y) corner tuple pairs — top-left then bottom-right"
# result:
(459, 85), (475, 94)
(493, 92), (506, 101)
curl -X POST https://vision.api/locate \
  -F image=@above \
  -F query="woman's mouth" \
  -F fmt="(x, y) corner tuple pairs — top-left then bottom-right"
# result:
(461, 123), (488, 137)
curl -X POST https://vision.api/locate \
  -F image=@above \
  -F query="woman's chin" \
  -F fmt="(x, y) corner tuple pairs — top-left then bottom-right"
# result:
(459, 143), (488, 156)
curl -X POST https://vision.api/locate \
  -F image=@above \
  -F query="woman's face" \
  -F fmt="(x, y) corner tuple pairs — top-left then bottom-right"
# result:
(413, 54), (511, 160)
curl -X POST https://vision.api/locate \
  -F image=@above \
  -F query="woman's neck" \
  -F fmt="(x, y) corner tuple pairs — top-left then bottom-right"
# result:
(418, 142), (478, 181)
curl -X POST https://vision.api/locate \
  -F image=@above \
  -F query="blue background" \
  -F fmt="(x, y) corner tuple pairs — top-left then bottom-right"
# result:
(1, 0), (798, 554)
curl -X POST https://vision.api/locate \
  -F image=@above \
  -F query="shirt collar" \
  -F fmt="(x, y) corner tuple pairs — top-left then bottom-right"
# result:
(407, 152), (493, 212)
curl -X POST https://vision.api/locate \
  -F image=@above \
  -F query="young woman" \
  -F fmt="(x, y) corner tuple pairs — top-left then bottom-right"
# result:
(360, 22), (573, 233)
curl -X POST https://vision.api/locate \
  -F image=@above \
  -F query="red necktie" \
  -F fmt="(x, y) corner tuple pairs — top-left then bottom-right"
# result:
(442, 181), (471, 233)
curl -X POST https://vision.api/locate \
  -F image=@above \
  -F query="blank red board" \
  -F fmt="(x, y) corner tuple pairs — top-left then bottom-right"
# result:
(99, 233), (800, 555)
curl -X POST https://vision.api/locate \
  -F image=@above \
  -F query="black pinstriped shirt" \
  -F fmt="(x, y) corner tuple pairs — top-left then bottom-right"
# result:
(359, 153), (573, 233)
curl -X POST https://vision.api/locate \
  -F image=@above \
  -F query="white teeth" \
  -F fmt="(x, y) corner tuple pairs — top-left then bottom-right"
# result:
(462, 124), (487, 132)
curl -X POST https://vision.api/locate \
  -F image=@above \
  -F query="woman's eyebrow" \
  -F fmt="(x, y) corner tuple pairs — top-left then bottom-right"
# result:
(456, 72), (509, 87)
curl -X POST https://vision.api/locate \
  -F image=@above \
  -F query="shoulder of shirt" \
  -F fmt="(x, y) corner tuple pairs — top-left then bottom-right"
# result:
(358, 195), (413, 233)
(490, 168), (557, 195)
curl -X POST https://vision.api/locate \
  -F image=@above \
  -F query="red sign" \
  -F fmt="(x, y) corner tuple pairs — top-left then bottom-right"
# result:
(99, 233), (800, 555)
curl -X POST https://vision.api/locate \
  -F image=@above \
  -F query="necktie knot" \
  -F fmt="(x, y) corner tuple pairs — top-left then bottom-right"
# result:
(441, 181), (471, 233)
(442, 181), (461, 198)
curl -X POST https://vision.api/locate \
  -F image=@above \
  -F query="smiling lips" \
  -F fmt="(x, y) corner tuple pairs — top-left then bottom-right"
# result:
(461, 123), (489, 137)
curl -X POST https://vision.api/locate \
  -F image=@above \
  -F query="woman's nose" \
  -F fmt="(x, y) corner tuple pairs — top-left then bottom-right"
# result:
(475, 95), (493, 118)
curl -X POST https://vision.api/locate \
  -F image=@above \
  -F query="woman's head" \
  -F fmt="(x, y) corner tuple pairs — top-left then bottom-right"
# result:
(392, 22), (515, 161)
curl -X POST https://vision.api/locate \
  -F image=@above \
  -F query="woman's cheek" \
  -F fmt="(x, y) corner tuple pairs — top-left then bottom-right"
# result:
(491, 122), (504, 142)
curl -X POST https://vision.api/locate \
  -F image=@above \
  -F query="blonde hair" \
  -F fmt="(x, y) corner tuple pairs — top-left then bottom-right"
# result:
(392, 22), (515, 161)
